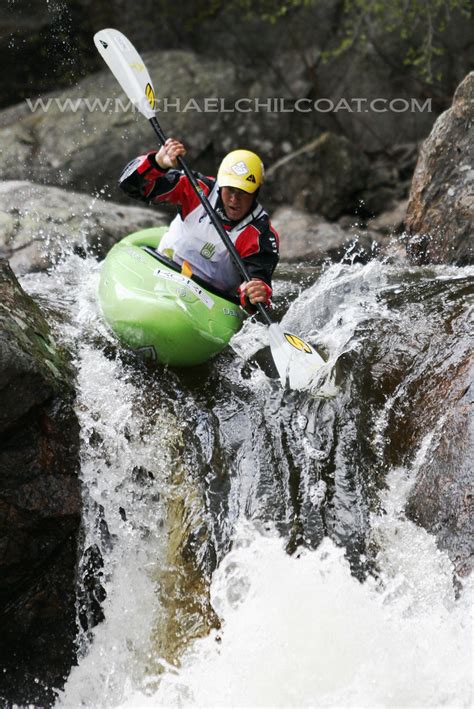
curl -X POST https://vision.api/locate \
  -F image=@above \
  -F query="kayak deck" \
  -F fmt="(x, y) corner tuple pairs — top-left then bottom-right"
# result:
(99, 227), (246, 366)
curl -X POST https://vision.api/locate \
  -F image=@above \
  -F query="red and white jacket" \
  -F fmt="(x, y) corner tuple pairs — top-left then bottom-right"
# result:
(119, 151), (279, 299)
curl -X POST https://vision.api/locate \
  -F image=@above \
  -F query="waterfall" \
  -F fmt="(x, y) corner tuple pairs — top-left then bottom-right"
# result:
(20, 252), (473, 708)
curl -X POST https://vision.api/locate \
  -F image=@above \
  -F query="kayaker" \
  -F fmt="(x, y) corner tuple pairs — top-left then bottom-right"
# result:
(119, 139), (279, 311)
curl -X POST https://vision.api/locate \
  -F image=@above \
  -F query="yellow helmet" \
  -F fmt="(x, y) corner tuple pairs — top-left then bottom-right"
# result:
(217, 149), (264, 194)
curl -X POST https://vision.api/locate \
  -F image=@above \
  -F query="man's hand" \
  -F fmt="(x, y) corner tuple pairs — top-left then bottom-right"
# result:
(238, 278), (272, 306)
(155, 138), (186, 169)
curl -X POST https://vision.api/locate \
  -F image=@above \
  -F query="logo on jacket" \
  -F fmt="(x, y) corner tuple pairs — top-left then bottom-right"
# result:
(200, 242), (216, 259)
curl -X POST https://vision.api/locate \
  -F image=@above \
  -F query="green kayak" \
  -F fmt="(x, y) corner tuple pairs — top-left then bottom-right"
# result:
(99, 227), (246, 366)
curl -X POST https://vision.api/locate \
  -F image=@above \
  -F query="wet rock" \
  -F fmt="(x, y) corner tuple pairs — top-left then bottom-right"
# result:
(273, 206), (347, 262)
(266, 132), (370, 219)
(283, 267), (472, 579)
(371, 272), (473, 577)
(405, 71), (474, 266)
(273, 205), (387, 262)
(405, 353), (473, 579)
(0, 181), (166, 275)
(155, 472), (220, 667)
(0, 260), (81, 705)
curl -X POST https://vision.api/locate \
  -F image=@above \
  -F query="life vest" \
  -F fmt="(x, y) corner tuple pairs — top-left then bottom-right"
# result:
(158, 181), (266, 293)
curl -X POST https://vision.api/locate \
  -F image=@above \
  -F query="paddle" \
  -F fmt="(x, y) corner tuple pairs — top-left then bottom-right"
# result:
(94, 28), (326, 390)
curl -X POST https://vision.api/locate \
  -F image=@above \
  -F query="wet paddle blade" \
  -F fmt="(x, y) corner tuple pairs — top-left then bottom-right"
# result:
(94, 28), (157, 119)
(268, 323), (326, 390)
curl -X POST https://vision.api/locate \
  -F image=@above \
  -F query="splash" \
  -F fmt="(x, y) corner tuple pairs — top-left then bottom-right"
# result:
(123, 475), (472, 708)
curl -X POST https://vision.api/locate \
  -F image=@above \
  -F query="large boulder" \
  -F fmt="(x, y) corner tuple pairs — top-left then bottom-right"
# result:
(266, 132), (370, 219)
(0, 51), (246, 196)
(0, 181), (167, 274)
(0, 260), (81, 706)
(272, 205), (387, 262)
(405, 72), (474, 266)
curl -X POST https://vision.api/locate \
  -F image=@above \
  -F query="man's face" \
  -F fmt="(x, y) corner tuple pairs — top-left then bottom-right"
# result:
(221, 186), (254, 221)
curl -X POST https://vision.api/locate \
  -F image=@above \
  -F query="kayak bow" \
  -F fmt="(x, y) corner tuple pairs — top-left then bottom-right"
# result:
(99, 227), (245, 366)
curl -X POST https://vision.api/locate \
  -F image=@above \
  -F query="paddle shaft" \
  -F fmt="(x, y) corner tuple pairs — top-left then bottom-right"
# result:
(149, 117), (273, 326)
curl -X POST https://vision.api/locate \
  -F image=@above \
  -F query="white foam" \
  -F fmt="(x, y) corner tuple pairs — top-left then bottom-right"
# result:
(147, 532), (471, 708)
(124, 474), (473, 709)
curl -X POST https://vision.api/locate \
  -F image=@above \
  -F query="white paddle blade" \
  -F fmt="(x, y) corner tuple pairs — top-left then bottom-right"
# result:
(94, 28), (157, 119)
(268, 323), (326, 390)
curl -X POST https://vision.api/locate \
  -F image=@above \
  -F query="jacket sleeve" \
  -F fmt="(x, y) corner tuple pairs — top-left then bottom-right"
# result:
(235, 221), (280, 288)
(119, 151), (213, 216)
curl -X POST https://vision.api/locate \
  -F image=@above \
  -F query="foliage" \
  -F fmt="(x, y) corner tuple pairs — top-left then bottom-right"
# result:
(185, 0), (472, 84)
(321, 0), (473, 83)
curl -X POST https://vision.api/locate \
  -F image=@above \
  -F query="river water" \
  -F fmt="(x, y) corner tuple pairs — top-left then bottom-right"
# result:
(20, 246), (473, 708)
